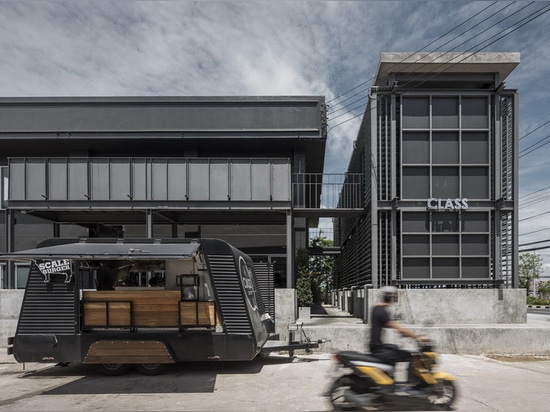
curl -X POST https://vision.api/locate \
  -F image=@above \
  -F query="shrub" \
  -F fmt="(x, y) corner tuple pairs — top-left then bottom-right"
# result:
(527, 296), (550, 306)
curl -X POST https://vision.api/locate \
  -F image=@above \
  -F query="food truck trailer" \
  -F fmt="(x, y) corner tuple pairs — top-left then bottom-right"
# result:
(5, 238), (317, 375)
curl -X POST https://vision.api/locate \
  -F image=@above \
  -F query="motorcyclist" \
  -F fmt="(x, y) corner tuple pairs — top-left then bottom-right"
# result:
(369, 285), (425, 391)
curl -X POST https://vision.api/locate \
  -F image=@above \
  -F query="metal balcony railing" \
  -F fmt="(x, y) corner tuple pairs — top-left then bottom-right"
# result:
(292, 173), (363, 210)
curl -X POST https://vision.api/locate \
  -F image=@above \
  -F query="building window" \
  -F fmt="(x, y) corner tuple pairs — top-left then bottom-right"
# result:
(1, 166), (7, 210)
(401, 211), (491, 280)
(400, 95), (491, 201)
(402, 96), (429, 128)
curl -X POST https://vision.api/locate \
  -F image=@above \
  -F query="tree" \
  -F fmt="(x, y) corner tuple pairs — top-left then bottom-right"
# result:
(537, 280), (550, 300)
(309, 236), (335, 304)
(295, 236), (335, 307)
(295, 248), (313, 307)
(519, 253), (544, 296)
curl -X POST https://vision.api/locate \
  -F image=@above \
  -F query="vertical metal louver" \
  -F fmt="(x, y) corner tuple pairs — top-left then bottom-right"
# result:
(252, 262), (274, 331)
(207, 254), (253, 334)
(16, 264), (78, 335)
(499, 95), (516, 287)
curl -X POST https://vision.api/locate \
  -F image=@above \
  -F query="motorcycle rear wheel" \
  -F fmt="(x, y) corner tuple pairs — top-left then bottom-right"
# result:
(329, 375), (364, 411)
(428, 379), (457, 411)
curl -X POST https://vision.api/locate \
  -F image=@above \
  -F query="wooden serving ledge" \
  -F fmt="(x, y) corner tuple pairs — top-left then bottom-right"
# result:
(82, 290), (220, 329)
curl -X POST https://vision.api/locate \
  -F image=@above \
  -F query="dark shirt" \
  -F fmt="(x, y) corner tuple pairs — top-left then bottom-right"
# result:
(370, 304), (391, 351)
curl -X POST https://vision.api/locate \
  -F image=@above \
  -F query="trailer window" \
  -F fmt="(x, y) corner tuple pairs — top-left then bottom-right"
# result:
(15, 264), (30, 289)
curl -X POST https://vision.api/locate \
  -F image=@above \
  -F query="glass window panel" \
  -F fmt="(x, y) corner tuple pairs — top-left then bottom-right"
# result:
(432, 212), (459, 232)
(402, 132), (429, 164)
(432, 235), (459, 255)
(462, 96), (488, 129)
(16, 265), (30, 289)
(432, 132), (459, 164)
(402, 167), (429, 199)
(462, 167), (489, 199)
(462, 234), (489, 255)
(432, 167), (459, 198)
(402, 97), (429, 128)
(402, 212), (430, 233)
(1, 166), (8, 209)
(462, 212), (489, 232)
(462, 257), (490, 278)
(402, 235), (430, 255)
(462, 132), (488, 164)
(402, 258), (430, 279)
(432, 258), (459, 278)
(432, 97), (459, 128)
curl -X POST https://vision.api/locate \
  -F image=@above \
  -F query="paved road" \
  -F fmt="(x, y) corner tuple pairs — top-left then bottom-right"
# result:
(1, 351), (550, 411)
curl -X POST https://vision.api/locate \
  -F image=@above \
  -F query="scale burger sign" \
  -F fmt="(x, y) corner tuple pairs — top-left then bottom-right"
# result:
(35, 259), (73, 283)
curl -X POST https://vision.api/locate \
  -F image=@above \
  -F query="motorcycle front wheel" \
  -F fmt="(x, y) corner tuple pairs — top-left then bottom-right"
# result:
(428, 379), (457, 411)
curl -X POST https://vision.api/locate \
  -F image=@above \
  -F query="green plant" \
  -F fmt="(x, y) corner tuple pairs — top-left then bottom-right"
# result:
(519, 253), (543, 296)
(527, 296), (550, 306)
(296, 248), (313, 307)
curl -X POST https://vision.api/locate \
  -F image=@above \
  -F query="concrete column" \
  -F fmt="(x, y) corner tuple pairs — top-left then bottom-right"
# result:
(370, 87), (379, 288)
(286, 211), (294, 288)
(53, 222), (60, 238)
(146, 209), (154, 238)
(4, 209), (15, 289)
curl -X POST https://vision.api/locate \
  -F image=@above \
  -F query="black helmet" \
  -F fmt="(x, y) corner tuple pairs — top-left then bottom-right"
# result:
(381, 285), (398, 303)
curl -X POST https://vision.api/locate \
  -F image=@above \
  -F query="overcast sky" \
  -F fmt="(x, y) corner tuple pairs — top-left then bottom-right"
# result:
(1, 0), (550, 272)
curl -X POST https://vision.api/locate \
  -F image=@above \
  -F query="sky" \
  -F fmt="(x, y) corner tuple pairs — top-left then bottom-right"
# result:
(1, 0), (550, 273)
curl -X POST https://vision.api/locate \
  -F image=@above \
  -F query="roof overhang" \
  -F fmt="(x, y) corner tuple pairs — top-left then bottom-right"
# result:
(374, 52), (520, 87)
(0, 241), (201, 261)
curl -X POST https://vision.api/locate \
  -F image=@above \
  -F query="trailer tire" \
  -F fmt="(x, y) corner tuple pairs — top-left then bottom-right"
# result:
(100, 363), (132, 376)
(135, 363), (172, 376)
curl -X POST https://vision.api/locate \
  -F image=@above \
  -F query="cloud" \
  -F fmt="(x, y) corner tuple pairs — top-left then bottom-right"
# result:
(1, 0), (550, 267)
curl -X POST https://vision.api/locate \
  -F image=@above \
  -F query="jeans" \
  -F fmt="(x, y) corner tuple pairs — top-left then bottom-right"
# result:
(371, 343), (417, 384)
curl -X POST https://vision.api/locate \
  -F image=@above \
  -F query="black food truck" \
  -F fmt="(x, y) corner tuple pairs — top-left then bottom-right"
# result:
(5, 238), (317, 375)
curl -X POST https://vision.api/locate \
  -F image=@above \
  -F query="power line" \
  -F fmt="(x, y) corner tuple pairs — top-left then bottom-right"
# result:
(326, 1), (503, 115)
(519, 133), (550, 158)
(519, 227), (550, 237)
(328, 1), (528, 119)
(520, 210), (550, 222)
(519, 244), (550, 253)
(328, 2), (549, 131)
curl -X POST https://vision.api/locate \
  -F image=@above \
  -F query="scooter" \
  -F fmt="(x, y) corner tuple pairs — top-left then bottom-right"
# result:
(325, 339), (457, 411)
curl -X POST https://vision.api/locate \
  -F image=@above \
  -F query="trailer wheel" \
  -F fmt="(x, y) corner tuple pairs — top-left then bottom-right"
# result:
(100, 363), (132, 376)
(134, 363), (172, 376)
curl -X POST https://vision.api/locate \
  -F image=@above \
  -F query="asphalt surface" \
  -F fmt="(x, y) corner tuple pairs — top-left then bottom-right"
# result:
(2, 311), (549, 411)
(1, 350), (550, 411)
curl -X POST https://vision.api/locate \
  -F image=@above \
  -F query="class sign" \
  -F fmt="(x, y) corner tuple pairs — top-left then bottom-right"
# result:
(427, 198), (469, 211)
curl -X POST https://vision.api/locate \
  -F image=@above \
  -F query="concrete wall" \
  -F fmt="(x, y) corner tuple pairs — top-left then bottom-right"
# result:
(301, 322), (550, 355)
(274, 288), (296, 341)
(0, 290), (23, 347)
(333, 288), (527, 325)
(305, 288), (545, 355)
(368, 289), (527, 325)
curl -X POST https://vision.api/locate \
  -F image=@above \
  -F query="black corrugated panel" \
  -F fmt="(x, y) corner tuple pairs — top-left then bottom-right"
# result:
(208, 255), (252, 334)
(253, 262), (274, 332)
(17, 263), (78, 335)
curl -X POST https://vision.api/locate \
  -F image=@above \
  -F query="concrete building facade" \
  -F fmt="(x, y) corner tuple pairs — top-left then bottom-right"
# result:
(0, 96), (329, 291)
(334, 52), (520, 290)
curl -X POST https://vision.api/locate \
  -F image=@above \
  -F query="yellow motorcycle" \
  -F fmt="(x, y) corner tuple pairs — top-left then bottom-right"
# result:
(326, 339), (457, 411)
